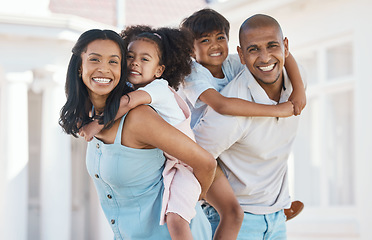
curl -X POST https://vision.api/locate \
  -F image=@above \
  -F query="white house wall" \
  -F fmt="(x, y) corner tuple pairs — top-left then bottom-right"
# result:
(0, 13), (116, 240)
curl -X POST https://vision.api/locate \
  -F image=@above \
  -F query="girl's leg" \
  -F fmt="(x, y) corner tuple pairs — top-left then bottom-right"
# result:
(205, 165), (244, 240)
(163, 162), (200, 240)
(166, 213), (193, 240)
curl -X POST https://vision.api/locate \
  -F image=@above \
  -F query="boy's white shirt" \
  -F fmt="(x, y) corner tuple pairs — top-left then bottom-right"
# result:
(178, 54), (244, 128)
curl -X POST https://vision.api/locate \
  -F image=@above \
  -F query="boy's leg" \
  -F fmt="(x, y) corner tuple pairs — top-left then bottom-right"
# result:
(284, 200), (304, 221)
(205, 165), (244, 240)
(166, 213), (193, 240)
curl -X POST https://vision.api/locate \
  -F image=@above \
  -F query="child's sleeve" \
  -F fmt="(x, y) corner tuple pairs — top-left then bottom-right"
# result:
(181, 61), (217, 108)
(224, 54), (245, 80)
(137, 79), (169, 108)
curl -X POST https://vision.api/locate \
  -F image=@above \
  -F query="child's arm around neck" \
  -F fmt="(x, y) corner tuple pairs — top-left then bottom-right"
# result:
(79, 90), (151, 142)
(284, 52), (306, 115)
(199, 88), (294, 118)
(197, 52), (305, 118)
(117, 90), (152, 120)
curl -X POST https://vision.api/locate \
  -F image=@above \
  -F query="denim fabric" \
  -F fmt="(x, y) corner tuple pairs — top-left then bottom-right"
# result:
(202, 204), (287, 240)
(86, 116), (212, 240)
(201, 204), (220, 238)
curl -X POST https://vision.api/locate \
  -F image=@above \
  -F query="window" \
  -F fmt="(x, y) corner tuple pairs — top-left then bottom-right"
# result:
(326, 43), (353, 80)
(292, 39), (355, 207)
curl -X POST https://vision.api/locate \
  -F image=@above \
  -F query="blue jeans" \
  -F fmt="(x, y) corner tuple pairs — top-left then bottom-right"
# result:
(202, 204), (287, 240)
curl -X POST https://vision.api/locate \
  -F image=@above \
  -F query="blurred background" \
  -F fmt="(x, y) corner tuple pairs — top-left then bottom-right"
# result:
(0, 0), (371, 239)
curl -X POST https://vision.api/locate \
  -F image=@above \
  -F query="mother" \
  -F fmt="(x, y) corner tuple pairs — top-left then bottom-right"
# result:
(59, 29), (215, 239)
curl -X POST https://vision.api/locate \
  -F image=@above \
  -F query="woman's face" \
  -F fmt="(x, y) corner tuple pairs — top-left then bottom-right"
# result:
(80, 39), (122, 99)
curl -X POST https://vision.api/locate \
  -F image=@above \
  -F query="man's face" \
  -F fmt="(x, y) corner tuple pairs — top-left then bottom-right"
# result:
(237, 25), (289, 87)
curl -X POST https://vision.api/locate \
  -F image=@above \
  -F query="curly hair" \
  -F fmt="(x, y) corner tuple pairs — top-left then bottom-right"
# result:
(59, 29), (133, 137)
(180, 8), (230, 40)
(120, 25), (193, 90)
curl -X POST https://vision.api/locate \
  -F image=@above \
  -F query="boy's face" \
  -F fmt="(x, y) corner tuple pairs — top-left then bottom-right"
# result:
(237, 25), (289, 87)
(193, 30), (229, 72)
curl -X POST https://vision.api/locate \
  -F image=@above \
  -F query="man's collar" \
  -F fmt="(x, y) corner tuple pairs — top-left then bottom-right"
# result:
(244, 67), (292, 105)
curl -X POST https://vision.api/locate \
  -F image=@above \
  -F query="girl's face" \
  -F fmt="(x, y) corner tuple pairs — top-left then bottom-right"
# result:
(80, 39), (122, 99)
(126, 39), (165, 89)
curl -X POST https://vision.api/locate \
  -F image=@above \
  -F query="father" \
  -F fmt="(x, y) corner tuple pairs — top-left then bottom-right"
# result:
(194, 14), (305, 239)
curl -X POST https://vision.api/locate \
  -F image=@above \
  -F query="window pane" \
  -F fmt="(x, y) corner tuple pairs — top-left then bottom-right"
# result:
(293, 98), (321, 206)
(297, 51), (318, 86)
(326, 43), (353, 80)
(325, 90), (354, 205)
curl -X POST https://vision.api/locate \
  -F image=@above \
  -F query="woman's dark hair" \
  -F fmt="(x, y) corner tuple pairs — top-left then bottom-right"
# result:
(59, 29), (132, 137)
(180, 8), (230, 40)
(120, 25), (193, 90)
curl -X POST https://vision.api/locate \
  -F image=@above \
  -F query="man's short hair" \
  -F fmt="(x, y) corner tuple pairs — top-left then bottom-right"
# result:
(239, 14), (283, 44)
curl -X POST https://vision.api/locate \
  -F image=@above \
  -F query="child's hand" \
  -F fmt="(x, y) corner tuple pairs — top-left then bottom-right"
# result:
(276, 101), (294, 118)
(79, 119), (104, 142)
(289, 89), (306, 116)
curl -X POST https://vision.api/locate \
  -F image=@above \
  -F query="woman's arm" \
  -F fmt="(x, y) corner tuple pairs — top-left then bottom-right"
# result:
(123, 105), (216, 199)
(199, 89), (294, 118)
(284, 52), (306, 115)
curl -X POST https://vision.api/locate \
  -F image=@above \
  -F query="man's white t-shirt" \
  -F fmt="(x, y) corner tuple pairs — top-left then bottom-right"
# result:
(193, 67), (303, 214)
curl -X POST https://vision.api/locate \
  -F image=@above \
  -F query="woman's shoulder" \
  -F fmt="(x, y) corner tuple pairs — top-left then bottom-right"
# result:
(122, 105), (164, 148)
(124, 105), (162, 134)
(95, 118), (121, 144)
(126, 104), (159, 121)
